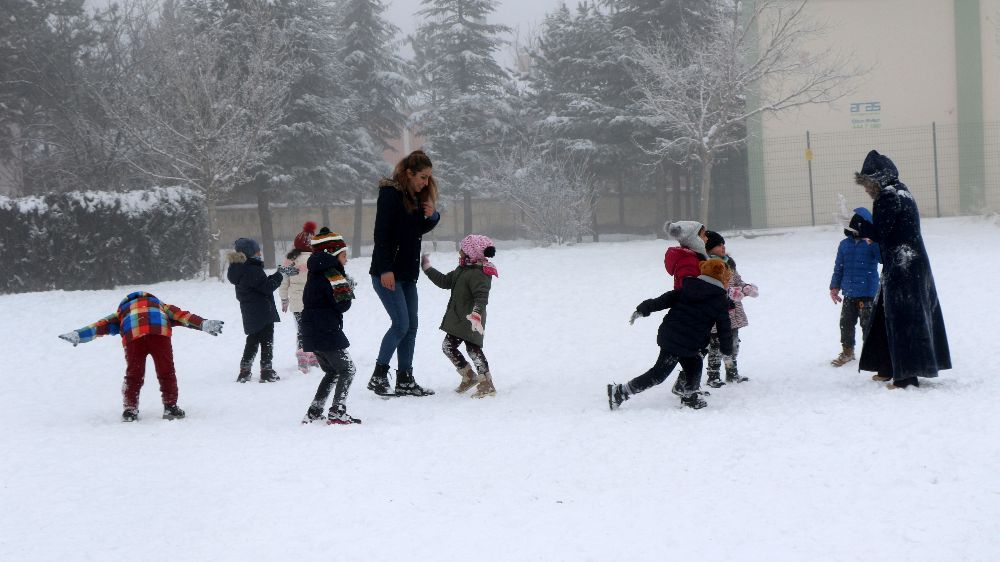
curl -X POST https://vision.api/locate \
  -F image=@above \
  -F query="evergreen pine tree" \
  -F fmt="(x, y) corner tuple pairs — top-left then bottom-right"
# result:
(410, 0), (514, 235)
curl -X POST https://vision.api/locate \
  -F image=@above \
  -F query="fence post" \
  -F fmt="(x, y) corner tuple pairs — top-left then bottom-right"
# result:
(806, 130), (815, 226)
(932, 121), (941, 217)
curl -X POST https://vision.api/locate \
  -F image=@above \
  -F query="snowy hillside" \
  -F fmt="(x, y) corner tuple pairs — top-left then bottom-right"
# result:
(2, 217), (999, 561)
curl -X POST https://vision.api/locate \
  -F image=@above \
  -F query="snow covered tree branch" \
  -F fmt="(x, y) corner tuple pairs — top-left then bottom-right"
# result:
(631, 0), (864, 226)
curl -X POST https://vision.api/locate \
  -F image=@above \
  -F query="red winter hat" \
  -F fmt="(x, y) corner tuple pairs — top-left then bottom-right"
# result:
(294, 221), (318, 252)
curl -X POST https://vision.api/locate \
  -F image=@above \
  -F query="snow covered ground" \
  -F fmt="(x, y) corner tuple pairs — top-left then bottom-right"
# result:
(2, 217), (999, 561)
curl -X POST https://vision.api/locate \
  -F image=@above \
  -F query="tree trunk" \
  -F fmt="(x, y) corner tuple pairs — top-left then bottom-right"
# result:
(207, 198), (220, 279)
(672, 166), (681, 222)
(463, 190), (472, 236)
(698, 156), (714, 227)
(256, 183), (275, 268)
(617, 176), (625, 228)
(352, 192), (363, 258)
(591, 184), (600, 243)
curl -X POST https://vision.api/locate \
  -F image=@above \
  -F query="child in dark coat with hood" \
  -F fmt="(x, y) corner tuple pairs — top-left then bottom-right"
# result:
(300, 228), (361, 425)
(829, 207), (881, 366)
(227, 237), (298, 383)
(608, 260), (733, 410)
(422, 234), (498, 398)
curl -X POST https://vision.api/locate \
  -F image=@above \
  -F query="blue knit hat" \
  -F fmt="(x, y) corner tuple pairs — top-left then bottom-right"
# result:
(234, 237), (260, 257)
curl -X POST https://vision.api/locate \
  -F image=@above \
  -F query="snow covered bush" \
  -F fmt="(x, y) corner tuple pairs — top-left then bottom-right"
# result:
(484, 147), (597, 245)
(0, 187), (206, 293)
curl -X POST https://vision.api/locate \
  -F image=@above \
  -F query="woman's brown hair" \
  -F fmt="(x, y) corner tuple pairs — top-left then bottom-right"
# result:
(391, 150), (438, 212)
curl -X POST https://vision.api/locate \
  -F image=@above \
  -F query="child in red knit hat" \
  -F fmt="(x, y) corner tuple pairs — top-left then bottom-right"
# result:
(281, 221), (318, 372)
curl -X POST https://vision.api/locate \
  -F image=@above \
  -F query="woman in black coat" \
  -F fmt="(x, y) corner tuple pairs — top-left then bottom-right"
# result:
(852, 150), (951, 389)
(367, 150), (441, 397)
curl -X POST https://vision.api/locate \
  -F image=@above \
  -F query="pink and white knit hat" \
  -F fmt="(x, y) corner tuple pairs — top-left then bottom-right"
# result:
(460, 234), (493, 263)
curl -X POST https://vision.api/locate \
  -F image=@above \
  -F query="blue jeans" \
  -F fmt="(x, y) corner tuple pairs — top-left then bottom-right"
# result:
(371, 276), (419, 370)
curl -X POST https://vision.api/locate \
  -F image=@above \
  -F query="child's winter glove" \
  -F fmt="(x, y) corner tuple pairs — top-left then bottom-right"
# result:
(742, 284), (759, 298)
(629, 310), (643, 325)
(59, 331), (80, 347)
(281, 298), (289, 312)
(202, 319), (224, 336)
(277, 264), (299, 278)
(728, 286), (745, 302)
(467, 312), (485, 335)
(421, 253), (431, 271)
(830, 288), (843, 304)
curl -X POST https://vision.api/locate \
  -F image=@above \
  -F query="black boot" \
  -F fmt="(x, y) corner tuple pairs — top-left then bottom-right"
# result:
(725, 359), (749, 383)
(607, 383), (629, 410)
(122, 408), (138, 422)
(259, 368), (280, 383)
(162, 404), (186, 420)
(236, 365), (252, 383)
(394, 368), (435, 396)
(681, 394), (708, 409)
(367, 363), (394, 396)
(706, 369), (726, 388)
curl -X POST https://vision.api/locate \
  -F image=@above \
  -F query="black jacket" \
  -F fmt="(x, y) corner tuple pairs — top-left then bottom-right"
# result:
(854, 151), (950, 377)
(637, 275), (733, 357)
(368, 181), (441, 282)
(301, 252), (352, 351)
(226, 253), (282, 335)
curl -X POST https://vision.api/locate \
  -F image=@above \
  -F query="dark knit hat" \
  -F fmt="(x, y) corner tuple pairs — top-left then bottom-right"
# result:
(311, 227), (347, 256)
(293, 221), (318, 252)
(234, 237), (260, 257)
(705, 230), (725, 253)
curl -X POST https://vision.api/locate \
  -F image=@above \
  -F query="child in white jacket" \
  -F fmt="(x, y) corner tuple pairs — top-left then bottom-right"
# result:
(280, 221), (317, 373)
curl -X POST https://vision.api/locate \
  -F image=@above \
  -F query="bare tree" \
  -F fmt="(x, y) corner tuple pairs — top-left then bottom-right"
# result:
(631, 0), (864, 226)
(486, 141), (597, 245)
(97, 3), (301, 276)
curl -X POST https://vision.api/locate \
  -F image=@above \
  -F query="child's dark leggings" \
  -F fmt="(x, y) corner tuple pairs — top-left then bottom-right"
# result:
(311, 349), (356, 412)
(626, 349), (703, 396)
(442, 334), (490, 375)
(241, 324), (274, 370)
(293, 312), (304, 349)
(840, 297), (873, 348)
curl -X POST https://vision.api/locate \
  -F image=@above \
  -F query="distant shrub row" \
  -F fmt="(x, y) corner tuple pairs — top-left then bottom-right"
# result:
(0, 187), (207, 293)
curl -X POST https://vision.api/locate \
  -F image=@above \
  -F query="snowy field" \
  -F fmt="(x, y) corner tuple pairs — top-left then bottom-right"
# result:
(2, 216), (999, 561)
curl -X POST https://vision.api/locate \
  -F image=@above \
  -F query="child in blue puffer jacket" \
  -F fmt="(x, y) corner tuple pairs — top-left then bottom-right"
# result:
(829, 207), (881, 366)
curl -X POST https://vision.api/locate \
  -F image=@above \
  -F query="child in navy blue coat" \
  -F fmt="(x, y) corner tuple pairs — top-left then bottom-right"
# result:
(829, 208), (881, 366)
(227, 237), (298, 383)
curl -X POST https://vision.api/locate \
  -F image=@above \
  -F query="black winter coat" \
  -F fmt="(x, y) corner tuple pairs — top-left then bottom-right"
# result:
(637, 275), (733, 357)
(301, 252), (352, 352)
(854, 152), (950, 378)
(368, 181), (441, 282)
(226, 253), (282, 335)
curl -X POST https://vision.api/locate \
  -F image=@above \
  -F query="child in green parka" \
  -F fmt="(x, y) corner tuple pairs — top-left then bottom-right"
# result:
(421, 234), (498, 398)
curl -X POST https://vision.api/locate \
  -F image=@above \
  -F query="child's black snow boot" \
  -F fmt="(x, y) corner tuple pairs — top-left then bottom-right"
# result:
(163, 404), (186, 420)
(681, 394), (708, 409)
(259, 368), (280, 383)
(122, 408), (138, 422)
(302, 404), (324, 424)
(607, 383), (629, 410)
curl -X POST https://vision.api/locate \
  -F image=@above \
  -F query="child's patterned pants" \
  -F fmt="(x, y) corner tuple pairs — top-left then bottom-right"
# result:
(311, 349), (355, 413)
(442, 334), (490, 376)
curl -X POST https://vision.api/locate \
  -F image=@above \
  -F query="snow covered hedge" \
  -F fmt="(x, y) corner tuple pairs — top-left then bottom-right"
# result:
(0, 187), (207, 293)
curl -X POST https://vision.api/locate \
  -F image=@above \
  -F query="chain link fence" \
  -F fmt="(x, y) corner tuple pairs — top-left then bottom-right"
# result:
(757, 121), (1000, 228)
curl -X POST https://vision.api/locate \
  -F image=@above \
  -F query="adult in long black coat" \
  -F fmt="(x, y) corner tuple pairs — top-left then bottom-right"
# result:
(852, 150), (951, 388)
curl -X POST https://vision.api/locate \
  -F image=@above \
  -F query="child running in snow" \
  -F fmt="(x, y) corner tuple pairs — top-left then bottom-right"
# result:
(58, 292), (224, 422)
(227, 237), (298, 383)
(280, 221), (317, 373)
(703, 230), (758, 387)
(421, 234), (498, 398)
(829, 207), (880, 366)
(301, 228), (362, 425)
(608, 260), (733, 410)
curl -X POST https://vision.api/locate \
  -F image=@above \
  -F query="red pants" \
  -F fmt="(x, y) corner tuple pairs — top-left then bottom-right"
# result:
(122, 335), (178, 408)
